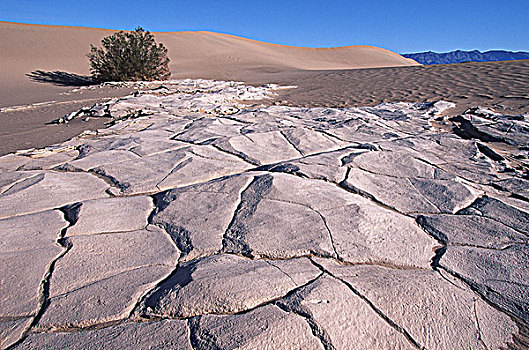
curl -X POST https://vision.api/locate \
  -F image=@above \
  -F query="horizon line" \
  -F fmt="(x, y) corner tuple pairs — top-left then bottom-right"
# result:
(0, 20), (410, 57)
(3, 21), (526, 54)
(0, 20), (389, 50)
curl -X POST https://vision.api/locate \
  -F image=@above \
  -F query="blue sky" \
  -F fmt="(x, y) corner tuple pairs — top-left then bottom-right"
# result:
(2, 0), (528, 53)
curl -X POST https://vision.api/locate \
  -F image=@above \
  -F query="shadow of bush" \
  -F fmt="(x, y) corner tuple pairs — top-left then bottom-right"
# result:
(26, 70), (95, 86)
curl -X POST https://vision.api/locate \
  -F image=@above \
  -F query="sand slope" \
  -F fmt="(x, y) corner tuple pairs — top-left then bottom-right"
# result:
(0, 21), (417, 107)
(157, 31), (418, 77)
(266, 59), (529, 116)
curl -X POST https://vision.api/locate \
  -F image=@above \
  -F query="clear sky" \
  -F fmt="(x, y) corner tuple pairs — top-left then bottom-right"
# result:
(2, 0), (528, 53)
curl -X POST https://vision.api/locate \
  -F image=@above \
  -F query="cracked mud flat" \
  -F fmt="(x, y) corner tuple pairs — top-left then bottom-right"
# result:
(1, 79), (528, 349)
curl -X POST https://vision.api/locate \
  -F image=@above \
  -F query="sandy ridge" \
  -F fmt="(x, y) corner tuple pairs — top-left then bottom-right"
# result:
(0, 21), (417, 107)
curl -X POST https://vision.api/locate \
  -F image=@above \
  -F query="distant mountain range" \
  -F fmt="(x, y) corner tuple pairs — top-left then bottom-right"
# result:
(402, 50), (529, 65)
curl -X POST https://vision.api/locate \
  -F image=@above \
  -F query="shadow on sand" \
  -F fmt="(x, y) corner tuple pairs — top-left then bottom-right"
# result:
(26, 70), (95, 87)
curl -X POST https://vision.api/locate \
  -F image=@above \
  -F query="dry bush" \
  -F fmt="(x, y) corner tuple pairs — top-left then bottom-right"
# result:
(88, 27), (170, 82)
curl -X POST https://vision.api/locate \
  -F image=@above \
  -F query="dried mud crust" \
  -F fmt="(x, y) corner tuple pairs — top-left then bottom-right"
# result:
(1, 79), (528, 350)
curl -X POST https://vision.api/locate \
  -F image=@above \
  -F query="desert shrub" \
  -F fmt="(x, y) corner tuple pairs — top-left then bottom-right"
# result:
(88, 27), (170, 82)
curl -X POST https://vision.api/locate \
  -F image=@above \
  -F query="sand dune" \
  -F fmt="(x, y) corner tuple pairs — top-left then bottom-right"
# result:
(2, 21), (528, 157)
(157, 31), (418, 77)
(0, 21), (417, 107)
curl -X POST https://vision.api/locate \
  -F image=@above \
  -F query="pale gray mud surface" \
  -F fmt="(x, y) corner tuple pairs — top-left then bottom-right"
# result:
(1, 80), (528, 349)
